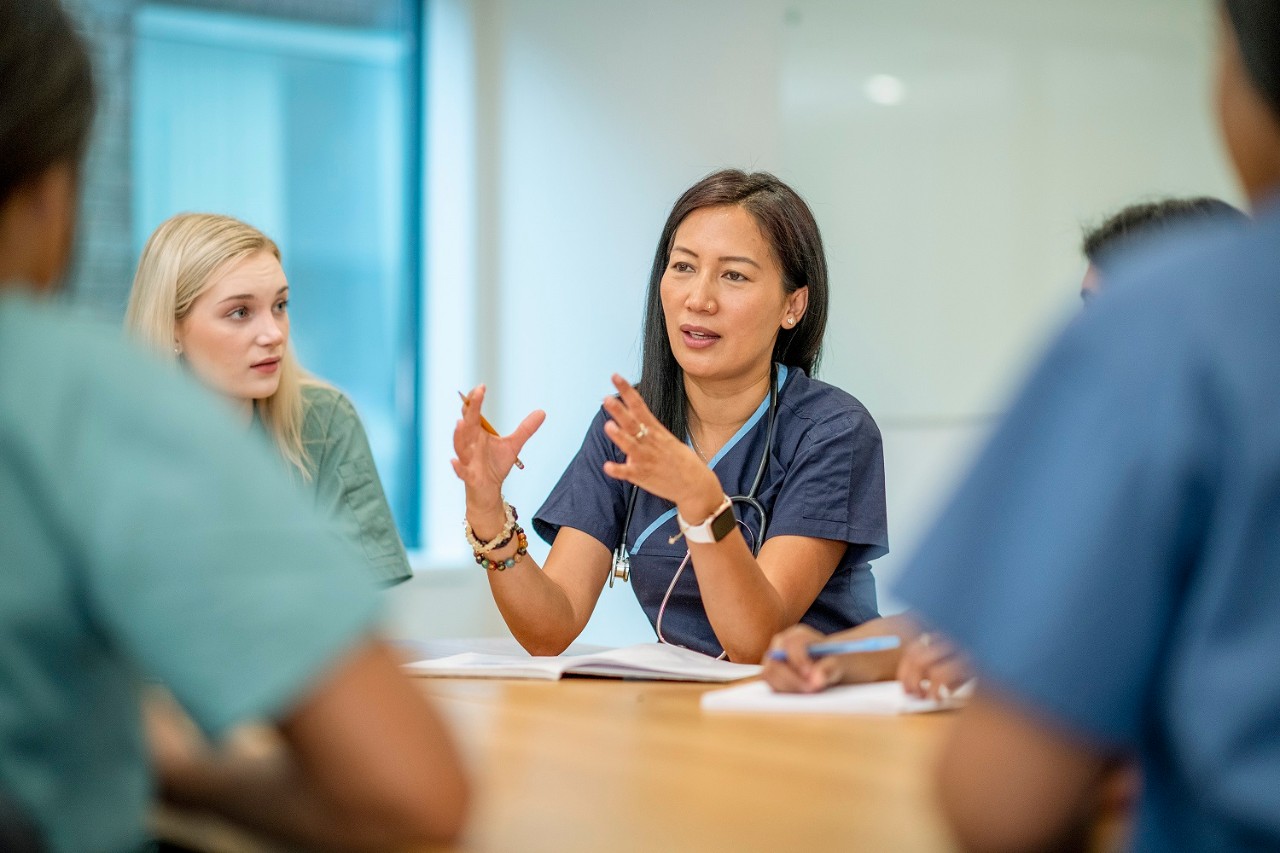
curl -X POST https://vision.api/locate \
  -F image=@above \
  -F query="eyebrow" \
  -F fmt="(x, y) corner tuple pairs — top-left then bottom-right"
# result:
(217, 286), (289, 305)
(671, 246), (761, 269)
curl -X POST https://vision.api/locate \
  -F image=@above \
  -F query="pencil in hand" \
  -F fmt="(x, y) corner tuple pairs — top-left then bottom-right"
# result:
(458, 390), (525, 470)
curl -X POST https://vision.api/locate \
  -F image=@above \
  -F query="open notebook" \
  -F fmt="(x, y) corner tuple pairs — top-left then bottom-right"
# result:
(403, 641), (762, 683)
(701, 679), (973, 715)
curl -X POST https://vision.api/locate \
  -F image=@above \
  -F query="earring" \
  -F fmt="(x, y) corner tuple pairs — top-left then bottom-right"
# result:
(786, 316), (795, 326)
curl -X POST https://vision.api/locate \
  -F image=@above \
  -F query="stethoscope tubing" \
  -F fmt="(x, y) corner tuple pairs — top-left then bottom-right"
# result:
(610, 364), (779, 587)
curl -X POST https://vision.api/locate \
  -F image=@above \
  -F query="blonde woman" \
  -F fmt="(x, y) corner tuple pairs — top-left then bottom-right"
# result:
(126, 213), (411, 585)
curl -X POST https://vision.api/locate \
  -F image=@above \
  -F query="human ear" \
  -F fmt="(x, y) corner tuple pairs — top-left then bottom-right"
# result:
(783, 286), (809, 328)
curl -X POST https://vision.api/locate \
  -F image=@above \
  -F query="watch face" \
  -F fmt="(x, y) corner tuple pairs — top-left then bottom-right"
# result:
(710, 504), (737, 542)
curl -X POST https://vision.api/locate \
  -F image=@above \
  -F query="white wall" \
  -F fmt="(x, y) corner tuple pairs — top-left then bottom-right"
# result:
(385, 0), (1238, 643)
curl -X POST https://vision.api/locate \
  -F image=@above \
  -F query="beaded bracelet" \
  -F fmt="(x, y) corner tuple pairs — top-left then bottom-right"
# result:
(474, 525), (529, 571)
(463, 501), (519, 553)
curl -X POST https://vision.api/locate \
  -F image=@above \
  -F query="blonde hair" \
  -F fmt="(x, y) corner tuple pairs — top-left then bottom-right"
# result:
(125, 212), (320, 480)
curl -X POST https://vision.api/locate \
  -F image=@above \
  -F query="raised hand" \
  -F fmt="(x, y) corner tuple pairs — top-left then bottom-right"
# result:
(600, 374), (719, 514)
(451, 384), (545, 522)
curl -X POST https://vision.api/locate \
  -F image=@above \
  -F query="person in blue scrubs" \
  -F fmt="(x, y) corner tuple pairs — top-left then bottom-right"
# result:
(888, 3), (1280, 850)
(452, 170), (888, 663)
(764, 195), (1254, 698)
(764, 202), (1260, 696)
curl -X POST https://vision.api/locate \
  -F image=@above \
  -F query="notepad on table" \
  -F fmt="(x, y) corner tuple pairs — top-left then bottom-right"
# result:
(404, 641), (762, 683)
(700, 679), (972, 715)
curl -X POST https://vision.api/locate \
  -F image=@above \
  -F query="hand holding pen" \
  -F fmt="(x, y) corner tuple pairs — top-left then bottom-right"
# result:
(762, 624), (904, 694)
(458, 390), (527, 470)
(450, 385), (546, 519)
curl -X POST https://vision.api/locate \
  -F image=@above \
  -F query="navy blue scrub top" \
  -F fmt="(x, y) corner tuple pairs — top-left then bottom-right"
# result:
(534, 365), (888, 657)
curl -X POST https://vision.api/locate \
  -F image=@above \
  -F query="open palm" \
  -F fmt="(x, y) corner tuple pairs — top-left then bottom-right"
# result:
(450, 384), (545, 506)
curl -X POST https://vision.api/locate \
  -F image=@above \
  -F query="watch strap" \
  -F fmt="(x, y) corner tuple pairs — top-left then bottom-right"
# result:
(677, 495), (735, 544)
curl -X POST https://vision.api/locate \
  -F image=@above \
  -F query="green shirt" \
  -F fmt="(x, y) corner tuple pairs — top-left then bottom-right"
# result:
(297, 384), (412, 586)
(0, 291), (381, 852)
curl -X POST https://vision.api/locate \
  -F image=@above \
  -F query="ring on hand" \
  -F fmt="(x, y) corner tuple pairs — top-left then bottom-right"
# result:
(634, 424), (649, 440)
(918, 633), (933, 648)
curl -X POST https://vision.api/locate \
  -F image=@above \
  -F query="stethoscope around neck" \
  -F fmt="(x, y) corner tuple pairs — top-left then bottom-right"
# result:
(610, 364), (779, 589)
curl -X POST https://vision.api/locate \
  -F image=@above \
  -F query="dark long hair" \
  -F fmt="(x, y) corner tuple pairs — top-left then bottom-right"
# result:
(0, 0), (96, 206)
(636, 169), (829, 441)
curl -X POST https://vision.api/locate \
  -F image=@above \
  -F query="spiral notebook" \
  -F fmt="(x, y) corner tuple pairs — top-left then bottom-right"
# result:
(403, 641), (763, 683)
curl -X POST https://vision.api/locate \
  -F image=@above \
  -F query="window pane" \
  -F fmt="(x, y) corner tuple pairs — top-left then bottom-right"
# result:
(133, 3), (420, 545)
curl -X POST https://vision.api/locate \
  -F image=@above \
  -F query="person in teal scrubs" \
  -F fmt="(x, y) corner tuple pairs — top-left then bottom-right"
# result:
(0, 2), (466, 849)
(125, 212), (412, 586)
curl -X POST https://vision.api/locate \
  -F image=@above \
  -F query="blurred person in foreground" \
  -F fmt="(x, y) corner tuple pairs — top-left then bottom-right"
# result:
(764, 196), (1251, 700)
(0, 2), (467, 850)
(761, 202), (1259, 822)
(891, 2), (1280, 850)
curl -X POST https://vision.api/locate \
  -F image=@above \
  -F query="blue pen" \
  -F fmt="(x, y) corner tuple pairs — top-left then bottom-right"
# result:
(767, 635), (901, 661)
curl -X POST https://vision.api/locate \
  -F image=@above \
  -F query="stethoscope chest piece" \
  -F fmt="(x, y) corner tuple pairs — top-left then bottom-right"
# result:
(609, 364), (779, 590)
(610, 544), (631, 587)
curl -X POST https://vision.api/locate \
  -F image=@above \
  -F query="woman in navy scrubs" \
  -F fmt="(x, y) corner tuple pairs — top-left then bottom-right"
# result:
(452, 170), (888, 663)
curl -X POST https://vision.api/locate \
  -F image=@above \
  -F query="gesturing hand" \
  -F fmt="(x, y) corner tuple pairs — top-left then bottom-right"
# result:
(451, 384), (545, 513)
(600, 374), (719, 512)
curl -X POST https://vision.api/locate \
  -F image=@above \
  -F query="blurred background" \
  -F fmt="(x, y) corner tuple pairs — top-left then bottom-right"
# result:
(63, 0), (1235, 646)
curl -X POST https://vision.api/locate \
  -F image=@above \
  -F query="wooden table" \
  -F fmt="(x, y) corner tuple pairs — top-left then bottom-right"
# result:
(156, 676), (1136, 852)
(422, 677), (960, 853)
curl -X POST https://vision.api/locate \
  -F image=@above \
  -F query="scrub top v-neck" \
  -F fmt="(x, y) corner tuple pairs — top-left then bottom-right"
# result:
(534, 366), (888, 657)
